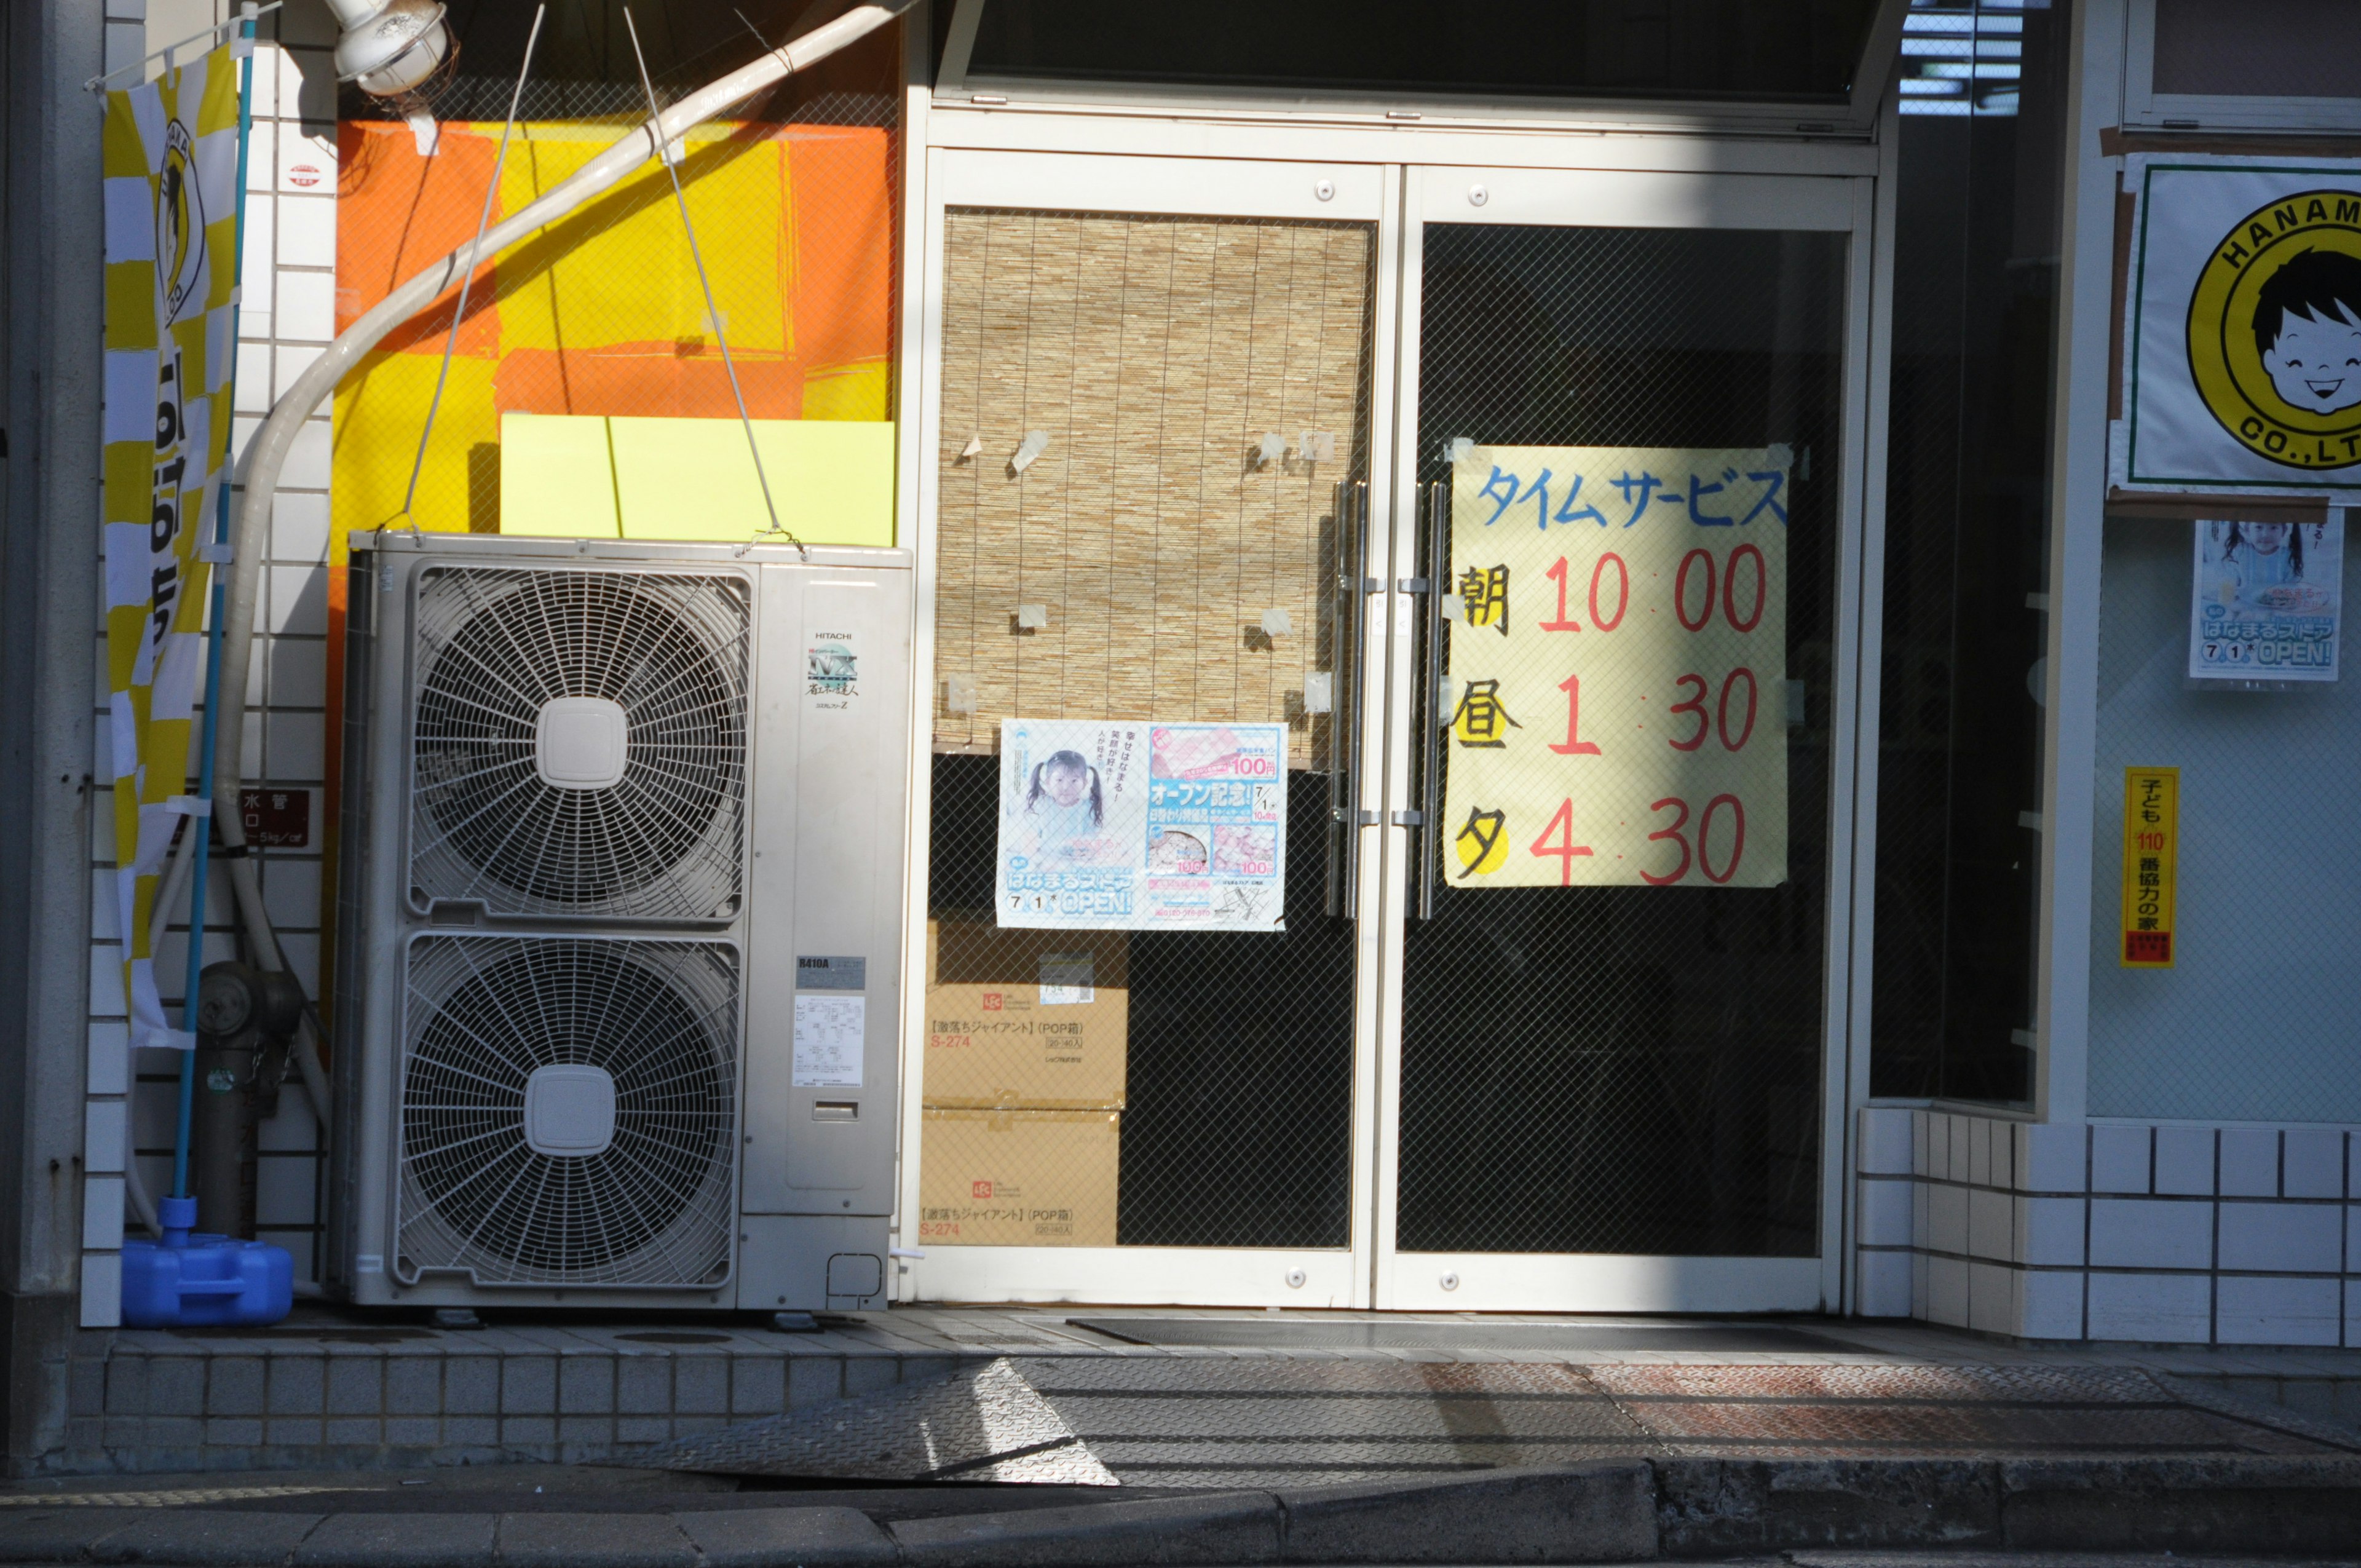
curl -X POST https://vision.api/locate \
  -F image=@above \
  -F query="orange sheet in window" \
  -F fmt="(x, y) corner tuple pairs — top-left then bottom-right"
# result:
(315, 115), (894, 1016)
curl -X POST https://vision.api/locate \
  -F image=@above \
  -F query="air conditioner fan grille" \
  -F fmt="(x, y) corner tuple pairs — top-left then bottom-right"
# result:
(410, 568), (748, 920)
(398, 936), (738, 1288)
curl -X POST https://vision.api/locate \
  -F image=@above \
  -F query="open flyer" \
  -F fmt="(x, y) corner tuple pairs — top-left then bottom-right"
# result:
(2189, 518), (2343, 684)
(995, 719), (1287, 932)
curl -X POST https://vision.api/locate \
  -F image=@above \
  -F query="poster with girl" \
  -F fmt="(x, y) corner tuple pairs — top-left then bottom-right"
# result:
(2189, 517), (2344, 683)
(996, 719), (1287, 931)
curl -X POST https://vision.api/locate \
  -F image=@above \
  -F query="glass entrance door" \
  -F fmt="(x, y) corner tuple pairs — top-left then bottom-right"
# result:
(1374, 167), (1873, 1313)
(902, 150), (1874, 1313)
(901, 149), (1396, 1307)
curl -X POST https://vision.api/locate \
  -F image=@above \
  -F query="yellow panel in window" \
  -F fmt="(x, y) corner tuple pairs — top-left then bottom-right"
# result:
(331, 349), (496, 536)
(497, 413), (621, 538)
(496, 126), (788, 360)
(799, 358), (892, 422)
(608, 416), (895, 546)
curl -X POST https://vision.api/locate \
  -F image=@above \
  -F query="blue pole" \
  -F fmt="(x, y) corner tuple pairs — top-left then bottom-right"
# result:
(173, 6), (258, 1208)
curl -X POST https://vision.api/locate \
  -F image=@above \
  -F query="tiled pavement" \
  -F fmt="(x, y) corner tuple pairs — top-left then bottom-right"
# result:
(52, 1305), (2361, 1478)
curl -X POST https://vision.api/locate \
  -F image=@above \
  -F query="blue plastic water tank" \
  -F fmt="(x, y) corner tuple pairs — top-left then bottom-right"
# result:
(120, 1197), (293, 1328)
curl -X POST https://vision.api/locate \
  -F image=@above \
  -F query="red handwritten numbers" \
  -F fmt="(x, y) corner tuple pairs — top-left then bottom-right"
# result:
(1699, 794), (1747, 883)
(1717, 668), (1758, 751)
(1529, 798), (1594, 885)
(1590, 553), (1628, 630)
(1723, 545), (1766, 632)
(1675, 548), (1717, 631)
(1640, 797), (1691, 885)
(1497, 540), (1771, 887)
(1668, 673), (1710, 751)
(1540, 557), (1581, 632)
(1551, 674), (1603, 756)
(1638, 793), (1750, 885)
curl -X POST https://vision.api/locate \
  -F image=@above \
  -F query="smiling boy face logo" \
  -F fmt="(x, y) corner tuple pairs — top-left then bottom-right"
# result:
(2188, 189), (2361, 470)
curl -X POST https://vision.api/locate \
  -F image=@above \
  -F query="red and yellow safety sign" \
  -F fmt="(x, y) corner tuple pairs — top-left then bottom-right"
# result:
(2121, 766), (2178, 968)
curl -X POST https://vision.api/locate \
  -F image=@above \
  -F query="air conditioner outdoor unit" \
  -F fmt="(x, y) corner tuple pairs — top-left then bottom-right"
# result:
(328, 532), (912, 1313)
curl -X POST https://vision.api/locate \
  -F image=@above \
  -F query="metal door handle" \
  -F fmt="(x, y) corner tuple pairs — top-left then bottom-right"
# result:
(1415, 481), (1447, 923)
(1324, 480), (1368, 922)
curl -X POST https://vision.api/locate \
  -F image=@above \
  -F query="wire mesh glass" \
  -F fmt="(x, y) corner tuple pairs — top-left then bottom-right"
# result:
(1398, 223), (1848, 1257)
(408, 564), (750, 921)
(398, 935), (740, 1288)
(922, 209), (1374, 1251)
(2085, 517), (2361, 1123)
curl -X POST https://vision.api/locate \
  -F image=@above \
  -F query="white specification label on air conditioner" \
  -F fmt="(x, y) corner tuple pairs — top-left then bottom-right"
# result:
(792, 994), (865, 1088)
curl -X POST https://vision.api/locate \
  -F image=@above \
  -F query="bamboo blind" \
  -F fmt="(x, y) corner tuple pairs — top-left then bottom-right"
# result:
(933, 209), (1375, 768)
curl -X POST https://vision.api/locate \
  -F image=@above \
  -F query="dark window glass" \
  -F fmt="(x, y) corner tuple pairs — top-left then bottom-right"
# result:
(1400, 224), (1849, 1257)
(2153, 0), (2361, 101)
(960, 0), (1881, 106)
(1869, 0), (2071, 1105)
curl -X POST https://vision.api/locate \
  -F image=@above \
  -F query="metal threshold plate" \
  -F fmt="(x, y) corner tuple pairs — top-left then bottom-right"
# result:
(1067, 1317), (1859, 1352)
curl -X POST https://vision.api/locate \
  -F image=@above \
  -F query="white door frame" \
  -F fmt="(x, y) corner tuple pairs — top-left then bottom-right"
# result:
(894, 130), (1883, 1315)
(893, 146), (1402, 1309)
(1369, 163), (1880, 1315)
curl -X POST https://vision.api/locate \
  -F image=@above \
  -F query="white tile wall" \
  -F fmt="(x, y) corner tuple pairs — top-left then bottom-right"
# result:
(2017, 1269), (2084, 1340)
(1861, 1107), (1912, 1174)
(2285, 1129), (2345, 1199)
(1858, 1249), (1912, 1317)
(2092, 1123), (2150, 1193)
(1967, 1188), (2012, 1261)
(2217, 1202), (2341, 1273)
(2019, 1122), (2086, 1192)
(2154, 1126), (2216, 1195)
(2218, 1128), (2278, 1197)
(1856, 1112), (2361, 1345)
(2087, 1271), (2212, 1342)
(83, 1101), (127, 1174)
(2216, 1275), (2340, 1347)
(2089, 1198), (2212, 1270)
(1926, 1256), (1968, 1328)
(1967, 1262), (2013, 1333)
(87, 1022), (130, 1098)
(79, 1253), (122, 1330)
(1928, 1182), (1968, 1257)
(1858, 1177), (1912, 1246)
(82, 1176), (125, 1251)
(2017, 1196), (2086, 1267)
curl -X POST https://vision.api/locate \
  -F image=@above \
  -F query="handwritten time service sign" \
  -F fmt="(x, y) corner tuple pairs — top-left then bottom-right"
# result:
(1443, 445), (1791, 890)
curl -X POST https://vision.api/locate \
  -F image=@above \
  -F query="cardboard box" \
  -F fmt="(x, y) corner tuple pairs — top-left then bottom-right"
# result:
(919, 1107), (1118, 1248)
(923, 921), (1128, 1109)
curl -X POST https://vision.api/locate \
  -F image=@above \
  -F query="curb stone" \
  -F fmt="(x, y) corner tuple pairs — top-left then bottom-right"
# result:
(1999, 1454), (2361, 1553)
(0, 1511), (151, 1565)
(673, 1507), (896, 1568)
(491, 1513), (695, 1568)
(7, 1455), (2361, 1565)
(1276, 1463), (1655, 1564)
(89, 1513), (324, 1567)
(295, 1513), (496, 1568)
(1655, 1458), (2001, 1555)
(888, 1492), (1283, 1567)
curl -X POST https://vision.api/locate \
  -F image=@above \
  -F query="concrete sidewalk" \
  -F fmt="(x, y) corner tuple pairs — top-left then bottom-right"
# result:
(26, 1310), (2361, 1562)
(64, 1307), (2361, 1478)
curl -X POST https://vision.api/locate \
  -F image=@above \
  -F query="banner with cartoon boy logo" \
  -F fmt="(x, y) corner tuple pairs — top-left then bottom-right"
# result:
(2122, 157), (2361, 493)
(101, 50), (243, 1050)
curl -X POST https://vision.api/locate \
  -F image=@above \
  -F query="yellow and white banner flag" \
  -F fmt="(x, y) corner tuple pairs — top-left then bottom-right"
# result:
(102, 49), (243, 1051)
